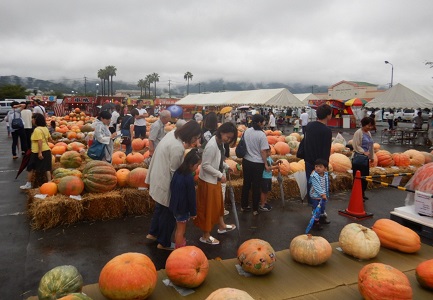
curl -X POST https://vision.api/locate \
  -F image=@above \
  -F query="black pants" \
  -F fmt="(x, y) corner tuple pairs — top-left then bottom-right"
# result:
(241, 159), (265, 211)
(352, 153), (369, 197)
(11, 128), (28, 156)
(25, 128), (33, 149)
(148, 203), (176, 248)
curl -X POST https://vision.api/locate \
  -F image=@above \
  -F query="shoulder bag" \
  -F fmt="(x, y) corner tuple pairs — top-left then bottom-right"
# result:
(235, 132), (247, 158)
(87, 138), (107, 160)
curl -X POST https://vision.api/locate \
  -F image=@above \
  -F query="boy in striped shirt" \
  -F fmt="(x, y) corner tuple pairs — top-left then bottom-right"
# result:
(309, 159), (330, 230)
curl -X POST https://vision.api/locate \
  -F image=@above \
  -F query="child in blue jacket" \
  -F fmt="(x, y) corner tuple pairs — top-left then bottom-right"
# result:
(308, 158), (330, 230)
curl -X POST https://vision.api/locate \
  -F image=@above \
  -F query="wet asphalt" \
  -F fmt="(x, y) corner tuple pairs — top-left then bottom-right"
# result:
(0, 120), (432, 299)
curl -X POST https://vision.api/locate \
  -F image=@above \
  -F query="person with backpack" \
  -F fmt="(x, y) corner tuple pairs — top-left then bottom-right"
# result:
(120, 108), (139, 155)
(5, 101), (28, 159)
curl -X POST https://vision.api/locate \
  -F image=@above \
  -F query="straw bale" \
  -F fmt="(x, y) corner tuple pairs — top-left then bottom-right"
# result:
(271, 155), (300, 163)
(229, 178), (244, 203)
(81, 190), (125, 221)
(269, 177), (300, 199)
(28, 196), (84, 230)
(329, 172), (353, 192)
(121, 188), (155, 215)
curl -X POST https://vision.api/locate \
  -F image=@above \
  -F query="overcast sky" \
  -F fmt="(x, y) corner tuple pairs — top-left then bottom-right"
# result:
(1, 0), (433, 90)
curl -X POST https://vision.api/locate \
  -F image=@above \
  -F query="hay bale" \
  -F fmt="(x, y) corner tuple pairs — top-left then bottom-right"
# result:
(28, 195), (84, 230)
(269, 176), (301, 200)
(121, 188), (155, 215)
(82, 190), (125, 221)
(329, 172), (353, 192)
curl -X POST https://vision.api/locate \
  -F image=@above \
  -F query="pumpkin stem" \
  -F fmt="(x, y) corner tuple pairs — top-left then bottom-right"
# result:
(306, 234), (312, 239)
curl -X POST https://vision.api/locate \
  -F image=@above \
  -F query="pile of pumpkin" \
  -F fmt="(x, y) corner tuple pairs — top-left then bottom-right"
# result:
(34, 218), (433, 300)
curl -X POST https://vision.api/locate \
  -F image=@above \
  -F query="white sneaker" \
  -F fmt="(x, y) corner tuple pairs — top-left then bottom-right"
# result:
(20, 182), (32, 190)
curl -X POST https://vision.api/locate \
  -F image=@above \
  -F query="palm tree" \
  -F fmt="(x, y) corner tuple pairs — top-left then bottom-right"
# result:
(151, 73), (159, 99)
(137, 79), (146, 97)
(106, 65), (117, 96)
(97, 69), (106, 96)
(145, 74), (153, 98)
(184, 71), (193, 95)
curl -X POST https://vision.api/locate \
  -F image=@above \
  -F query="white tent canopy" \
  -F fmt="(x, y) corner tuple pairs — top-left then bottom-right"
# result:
(176, 88), (304, 107)
(294, 93), (320, 105)
(365, 83), (433, 109)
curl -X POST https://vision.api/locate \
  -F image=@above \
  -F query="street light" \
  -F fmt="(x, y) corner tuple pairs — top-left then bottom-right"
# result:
(96, 83), (99, 97)
(385, 61), (394, 88)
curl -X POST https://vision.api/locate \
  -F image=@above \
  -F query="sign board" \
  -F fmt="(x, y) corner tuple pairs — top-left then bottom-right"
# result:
(414, 190), (433, 217)
(26, 95), (57, 102)
(63, 97), (96, 104)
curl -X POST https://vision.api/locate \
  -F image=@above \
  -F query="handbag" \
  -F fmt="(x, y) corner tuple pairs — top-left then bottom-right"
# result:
(87, 139), (106, 160)
(352, 152), (369, 166)
(11, 111), (24, 130)
(235, 133), (247, 158)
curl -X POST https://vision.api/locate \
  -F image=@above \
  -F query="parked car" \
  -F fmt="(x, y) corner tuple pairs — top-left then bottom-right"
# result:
(382, 109), (403, 121)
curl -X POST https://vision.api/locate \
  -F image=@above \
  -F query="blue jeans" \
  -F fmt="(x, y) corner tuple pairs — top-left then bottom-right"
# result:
(311, 198), (327, 219)
(121, 129), (132, 155)
(134, 125), (147, 139)
(148, 203), (176, 247)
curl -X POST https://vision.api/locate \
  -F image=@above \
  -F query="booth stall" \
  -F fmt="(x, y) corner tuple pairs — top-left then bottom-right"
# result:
(308, 99), (350, 128)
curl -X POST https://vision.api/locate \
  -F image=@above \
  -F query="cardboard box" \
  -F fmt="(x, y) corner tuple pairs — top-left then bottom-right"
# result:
(414, 191), (433, 217)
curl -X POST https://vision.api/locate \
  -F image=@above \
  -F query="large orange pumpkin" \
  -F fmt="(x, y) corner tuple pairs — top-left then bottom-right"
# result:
(112, 151), (126, 165)
(237, 239), (276, 275)
(274, 142), (290, 155)
(60, 151), (83, 168)
(165, 246), (209, 288)
(329, 153), (351, 173)
(57, 176), (84, 196)
(376, 150), (394, 167)
(127, 168), (149, 188)
(82, 160), (117, 193)
(410, 162), (433, 189)
(99, 252), (157, 300)
(51, 145), (67, 155)
(404, 149), (425, 166)
(358, 263), (412, 300)
(205, 288), (254, 300)
(330, 143), (345, 154)
(266, 136), (278, 145)
(116, 169), (130, 187)
(131, 138), (145, 151)
(289, 161), (304, 173)
(39, 182), (58, 196)
(126, 152), (145, 164)
(290, 234), (332, 266)
(416, 259), (433, 290)
(278, 159), (291, 176)
(371, 219), (421, 253)
(392, 153), (411, 167)
(67, 142), (86, 152)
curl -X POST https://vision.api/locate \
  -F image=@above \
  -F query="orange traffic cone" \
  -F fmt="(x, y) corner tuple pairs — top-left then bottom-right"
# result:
(339, 170), (373, 220)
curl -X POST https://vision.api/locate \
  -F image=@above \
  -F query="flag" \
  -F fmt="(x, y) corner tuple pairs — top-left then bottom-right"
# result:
(53, 103), (65, 116)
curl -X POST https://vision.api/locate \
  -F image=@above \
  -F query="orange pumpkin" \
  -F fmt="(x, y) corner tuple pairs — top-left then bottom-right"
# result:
(58, 293), (92, 300)
(126, 152), (144, 164)
(48, 142), (55, 149)
(411, 163), (433, 189)
(392, 153), (411, 167)
(420, 151), (433, 164)
(60, 151), (83, 168)
(67, 142), (86, 152)
(142, 138), (149, 148)
(369, 153), (378, 167)
(274, 142), (290, 155)
(131, 138), (145, 151)
(165, 246), (209, 288)
(225, 159), (241, 175)
(403, 149), (425, 166)
(112, 151), (126, 165)
(373, 142), (381, 152)
(358, 263), (412, 300)
(66, 131), (77, 140)
(330, 143), (345, 154)
(266, 136), (278, 145)
(416, 259), (433, 290)
(237, 239), (276, 275)
(269, 145), (276, 155)
(371, 219), (421, 253)
(116, 169), (130, 187)
(57, 176), (84, 196)
(51, 145), (67, 155)
(99, 253), (157, 300)
(39, 182), (58, 196)
(329, 153), (352, 173)
(289, 162), (304, 173)
(127, 168), (149, 188)
(290, 234), (332, 266)
(278, 159), (291, 176)
(376, 150), (394, 167)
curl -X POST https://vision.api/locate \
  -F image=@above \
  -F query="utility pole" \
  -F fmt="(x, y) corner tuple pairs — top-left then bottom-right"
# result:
(198, 82), (201, 94)
(168, 79), (171, 98)
(84, 76), (87, 96)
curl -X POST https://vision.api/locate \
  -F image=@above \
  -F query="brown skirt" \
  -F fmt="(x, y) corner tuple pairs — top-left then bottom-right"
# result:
(194, 178), (224, 232)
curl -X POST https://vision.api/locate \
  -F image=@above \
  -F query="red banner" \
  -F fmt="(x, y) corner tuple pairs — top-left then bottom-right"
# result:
(63, 97), (96, 104)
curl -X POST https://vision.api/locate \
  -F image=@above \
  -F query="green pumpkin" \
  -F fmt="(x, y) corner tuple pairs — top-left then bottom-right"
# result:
(38, 265), (83, 300)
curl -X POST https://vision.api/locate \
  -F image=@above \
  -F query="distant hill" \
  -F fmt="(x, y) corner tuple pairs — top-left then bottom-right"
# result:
(0, 75), (329, 96)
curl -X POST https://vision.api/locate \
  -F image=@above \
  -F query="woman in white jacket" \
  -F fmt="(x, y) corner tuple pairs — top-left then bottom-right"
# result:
(194, 122), (238, 245)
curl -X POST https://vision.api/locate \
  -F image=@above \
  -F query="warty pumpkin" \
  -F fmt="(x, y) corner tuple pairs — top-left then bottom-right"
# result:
(404, 149), (425, 166)
(99, 252), (157, 300)
(338, 223), (380, 260)
(237, 239), (276, 275)
(329, 153), (352, 173)
(290, 234), (332, 266)
(57, 176), (84, 196)
(410, 162), (433, 189)
(371, 219), (421, 253)
(358, 263), (412, 300)
(376, 150), (395, 167)
(392, 153), (411, 167)
(38, 265), (83, 300)
(82, 160), (117, 193)
(165, 246), (209, 288)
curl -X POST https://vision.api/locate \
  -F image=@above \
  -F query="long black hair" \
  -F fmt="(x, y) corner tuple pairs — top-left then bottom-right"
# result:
(177, 148), (202, 175)
(215, 122), (238, 147)
(252, 114), (265, 130)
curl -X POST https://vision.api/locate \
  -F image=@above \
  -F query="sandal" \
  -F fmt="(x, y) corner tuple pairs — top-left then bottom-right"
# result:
(217, 224), (236, 234)
(146, 234), (157, 241)
(157, 242), (175, 251)
(199, 236), (220, 245)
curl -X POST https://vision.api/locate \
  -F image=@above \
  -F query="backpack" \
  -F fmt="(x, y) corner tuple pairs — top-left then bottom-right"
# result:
(11, 111), (24, 130)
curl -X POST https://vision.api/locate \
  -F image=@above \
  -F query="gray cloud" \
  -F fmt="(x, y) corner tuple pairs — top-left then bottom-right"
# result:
(1, 0), (432, 89)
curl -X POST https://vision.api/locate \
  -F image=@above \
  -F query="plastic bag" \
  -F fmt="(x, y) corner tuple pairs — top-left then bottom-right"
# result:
(333, 132), (347, 146)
